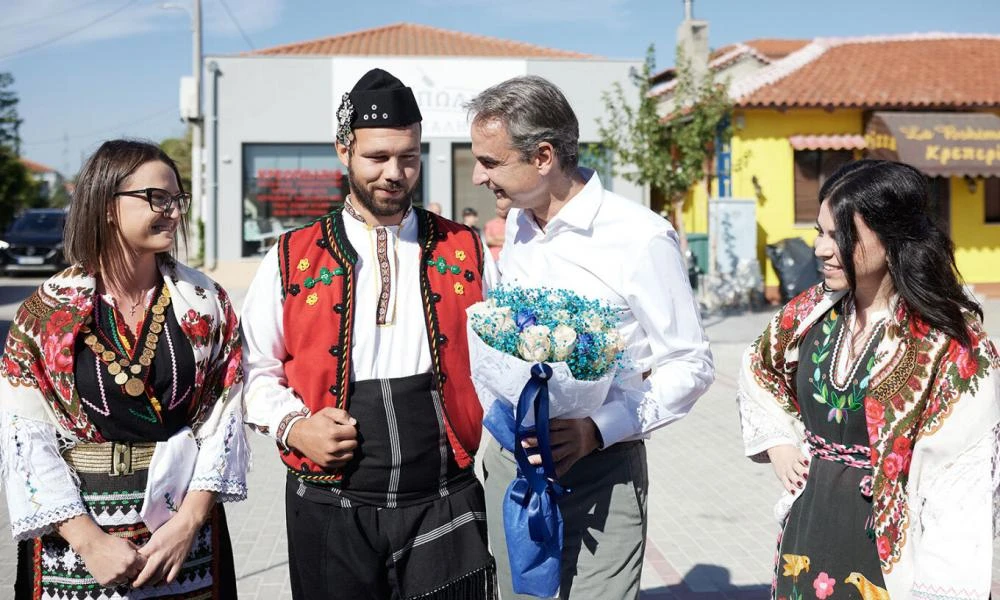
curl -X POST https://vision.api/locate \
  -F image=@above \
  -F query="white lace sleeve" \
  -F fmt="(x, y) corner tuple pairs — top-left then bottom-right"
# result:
(189, 397), (250, 503)
(1, 412), (87, 540)
(737, 389), (800, 462)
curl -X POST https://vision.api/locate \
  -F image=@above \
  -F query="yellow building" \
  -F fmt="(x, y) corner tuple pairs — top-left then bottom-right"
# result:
(656, 34), (1000, 300)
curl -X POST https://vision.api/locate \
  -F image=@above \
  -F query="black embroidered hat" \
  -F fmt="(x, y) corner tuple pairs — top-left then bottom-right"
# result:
(336, 68), (422, 145)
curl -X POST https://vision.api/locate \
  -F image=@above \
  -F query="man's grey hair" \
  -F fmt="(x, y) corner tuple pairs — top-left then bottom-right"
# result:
(465, 75), (579, 174)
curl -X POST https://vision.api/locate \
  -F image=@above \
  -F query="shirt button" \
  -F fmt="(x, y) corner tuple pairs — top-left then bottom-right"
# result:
(328, 346), (341, 357)
(329, 384), (338, 396)
(333, 303), (344, 313)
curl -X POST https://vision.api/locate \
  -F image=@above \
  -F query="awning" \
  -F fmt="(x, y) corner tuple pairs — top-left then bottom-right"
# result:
(864, 112), (1000, 177)
(789, 134), (867, 151)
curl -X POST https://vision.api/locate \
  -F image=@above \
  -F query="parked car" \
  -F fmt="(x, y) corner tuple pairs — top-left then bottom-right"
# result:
(0, 208), (68, 275)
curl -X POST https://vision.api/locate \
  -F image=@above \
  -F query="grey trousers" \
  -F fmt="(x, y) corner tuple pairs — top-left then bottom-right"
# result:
(481, 436), (648, 600)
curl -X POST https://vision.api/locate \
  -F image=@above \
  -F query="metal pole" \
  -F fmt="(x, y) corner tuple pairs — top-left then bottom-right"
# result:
(205, 61), (219, 271)
(190, 0), (204, 266)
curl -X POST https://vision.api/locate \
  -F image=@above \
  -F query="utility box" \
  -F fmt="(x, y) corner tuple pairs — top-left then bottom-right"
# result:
(179, 76), (197, 122)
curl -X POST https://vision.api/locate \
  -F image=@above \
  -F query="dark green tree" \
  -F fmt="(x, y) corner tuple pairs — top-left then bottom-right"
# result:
(597, 44), (732, 251)
(160, 127), (192, 192)
(0, 147), (38, 231)
(0, 73), (36, 230)
(0, 73), (23, 156)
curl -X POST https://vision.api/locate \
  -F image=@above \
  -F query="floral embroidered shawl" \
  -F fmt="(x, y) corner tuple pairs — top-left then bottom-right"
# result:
(738, 284), (1000, 600)
(1, 259), (243, 444)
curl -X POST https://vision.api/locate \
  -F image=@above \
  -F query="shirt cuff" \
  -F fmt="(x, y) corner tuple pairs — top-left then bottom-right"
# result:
(589, 400), (639, 449)
(277, 409), (310, 449)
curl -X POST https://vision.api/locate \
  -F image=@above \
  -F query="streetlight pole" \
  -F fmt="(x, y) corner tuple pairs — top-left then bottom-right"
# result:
(164, 0), (204, 267)
(191, 0), (204, 268)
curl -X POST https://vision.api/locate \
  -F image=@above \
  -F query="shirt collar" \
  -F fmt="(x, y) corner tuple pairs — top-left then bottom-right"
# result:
(540, 167), (603, 233)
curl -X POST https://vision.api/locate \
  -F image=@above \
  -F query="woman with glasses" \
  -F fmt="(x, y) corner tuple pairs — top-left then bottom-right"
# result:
(738, 159), (999, 598)
(1, 139), (248, 598)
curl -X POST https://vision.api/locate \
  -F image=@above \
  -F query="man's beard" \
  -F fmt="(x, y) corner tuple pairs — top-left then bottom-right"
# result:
(348, 165), (415, 218)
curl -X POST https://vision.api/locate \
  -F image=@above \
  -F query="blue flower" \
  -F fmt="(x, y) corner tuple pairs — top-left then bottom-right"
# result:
(576, 333), (594, 355)
(515, 308), (537, 331)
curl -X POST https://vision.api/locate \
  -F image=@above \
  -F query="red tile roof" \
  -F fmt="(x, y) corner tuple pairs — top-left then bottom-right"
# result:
(651, 38), (809, 98)
(732, 34), (1000, 109)
(709, 38), (809, 64)
(20, 158), (56, 174)
(250, 22), (595, 59)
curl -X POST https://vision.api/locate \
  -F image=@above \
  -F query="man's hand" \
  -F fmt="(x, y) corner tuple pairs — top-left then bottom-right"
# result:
(766, 444), (809, 494)
(522, 417), (601, 478)
(286, 407), (358, 469)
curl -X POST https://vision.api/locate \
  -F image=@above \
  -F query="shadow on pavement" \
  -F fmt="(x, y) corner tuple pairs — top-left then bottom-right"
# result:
(236, 560), (289, 581)
(641, 564), (770, 600)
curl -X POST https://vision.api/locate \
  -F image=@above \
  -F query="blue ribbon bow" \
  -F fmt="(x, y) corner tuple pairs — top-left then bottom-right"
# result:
(492, 363), (567, 598)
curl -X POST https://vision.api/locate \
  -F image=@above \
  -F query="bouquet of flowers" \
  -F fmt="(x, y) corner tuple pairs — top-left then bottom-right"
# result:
(466, 285), (625, 427)
(465, 285), (625, 597)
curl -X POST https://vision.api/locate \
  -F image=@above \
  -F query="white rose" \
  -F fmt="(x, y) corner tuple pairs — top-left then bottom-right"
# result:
(518, 325), (552, 362)
(603, 330), (626, 362)
(550, 324), (578, 361)
(582, 310), (605, 333)
(493, 306), (516, 334)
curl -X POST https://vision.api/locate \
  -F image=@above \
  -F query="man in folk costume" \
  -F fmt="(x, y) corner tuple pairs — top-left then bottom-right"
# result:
(241, 68), (498, 600)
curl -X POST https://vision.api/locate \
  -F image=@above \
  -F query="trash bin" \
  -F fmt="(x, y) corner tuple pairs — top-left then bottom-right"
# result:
(766, 237), (822, 303)
(686, 234), (709, 274)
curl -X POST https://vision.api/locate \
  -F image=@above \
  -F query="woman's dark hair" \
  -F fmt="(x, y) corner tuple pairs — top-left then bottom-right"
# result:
(818, 159), (982, 348)
(65, 139), (188, 274)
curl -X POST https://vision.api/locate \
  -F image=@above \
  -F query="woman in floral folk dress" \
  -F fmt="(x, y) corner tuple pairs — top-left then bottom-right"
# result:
(738, 160), (1000, 600)
(0, 140), (248, 599)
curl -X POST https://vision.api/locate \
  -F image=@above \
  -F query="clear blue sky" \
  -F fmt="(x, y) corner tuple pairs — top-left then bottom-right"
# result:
(4, 0), (998, 176)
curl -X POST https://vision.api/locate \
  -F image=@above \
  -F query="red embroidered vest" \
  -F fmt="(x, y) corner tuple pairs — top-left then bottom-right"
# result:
(276, 207), (486, 483)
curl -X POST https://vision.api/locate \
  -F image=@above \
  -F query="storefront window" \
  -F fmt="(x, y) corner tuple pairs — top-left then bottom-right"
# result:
(242, 143), (428, 256)
(986, 177), (1000, 224)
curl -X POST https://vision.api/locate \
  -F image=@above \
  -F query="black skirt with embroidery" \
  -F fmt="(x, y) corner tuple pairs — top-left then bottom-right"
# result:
(775, 304), (886, 600)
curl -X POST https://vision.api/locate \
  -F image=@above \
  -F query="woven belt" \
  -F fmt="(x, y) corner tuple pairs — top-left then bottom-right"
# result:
(63, 441), (157, 476)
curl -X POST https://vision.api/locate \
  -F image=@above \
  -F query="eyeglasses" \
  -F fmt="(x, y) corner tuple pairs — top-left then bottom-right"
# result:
(113, 188), (191, 214)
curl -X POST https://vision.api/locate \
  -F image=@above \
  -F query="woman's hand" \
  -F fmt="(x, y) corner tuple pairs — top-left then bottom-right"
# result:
(58, 515), (145, 587)
(767, 444), (810, 494)
(132, 512), (200, 587)
(133, 491), (216, 588)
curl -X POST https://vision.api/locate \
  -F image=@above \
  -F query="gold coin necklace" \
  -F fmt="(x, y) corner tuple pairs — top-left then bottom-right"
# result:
(83, 285), (171, 399)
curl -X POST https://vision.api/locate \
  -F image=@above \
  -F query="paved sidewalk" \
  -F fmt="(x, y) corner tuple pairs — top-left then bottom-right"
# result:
(0, 269), (997, 597)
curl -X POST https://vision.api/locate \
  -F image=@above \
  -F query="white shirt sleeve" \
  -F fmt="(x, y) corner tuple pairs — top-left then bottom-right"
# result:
(1, 412), (87, 541)
(589, 230), (715, 447)
(241, 246), (310, 446)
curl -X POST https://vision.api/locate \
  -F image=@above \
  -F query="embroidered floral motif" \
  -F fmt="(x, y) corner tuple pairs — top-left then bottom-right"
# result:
(180, 309), (213, 347)
(454, 249), (467, 261)
(812, 572), (835, 599)
(297, 258), (310, 272)
(303, 266), (344, 289)
(306, 293), (319, 306)
(428, 256), (463, 276)
(453, 283), (465, 296)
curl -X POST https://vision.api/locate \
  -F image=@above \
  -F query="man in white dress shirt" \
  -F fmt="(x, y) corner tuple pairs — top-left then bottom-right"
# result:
(241, 68), (498, 600)
(467, 75), (714, 599)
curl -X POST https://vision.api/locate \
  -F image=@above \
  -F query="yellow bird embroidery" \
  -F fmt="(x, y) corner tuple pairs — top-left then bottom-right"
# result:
(845, 572), (890, 600)
(781, 554), (810, 578)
